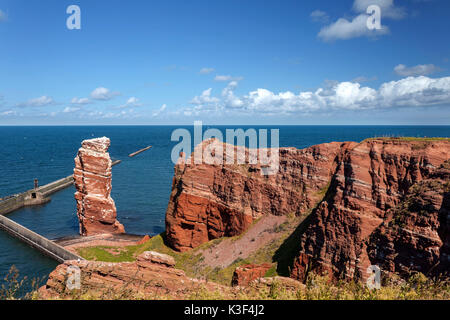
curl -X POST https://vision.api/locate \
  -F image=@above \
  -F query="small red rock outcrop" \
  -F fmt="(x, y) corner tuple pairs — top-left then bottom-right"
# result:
(74, 137), (125, 236)
(39, 251), (230, 299)
(137, 235), (151, 245)
(231, 263), (272, 287)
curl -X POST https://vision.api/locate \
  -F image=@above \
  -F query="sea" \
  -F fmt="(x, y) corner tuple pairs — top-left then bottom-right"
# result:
(0, 125), (449, 292)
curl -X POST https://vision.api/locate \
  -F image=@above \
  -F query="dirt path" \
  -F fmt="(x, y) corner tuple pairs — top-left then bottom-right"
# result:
(199, 214), (287, 269)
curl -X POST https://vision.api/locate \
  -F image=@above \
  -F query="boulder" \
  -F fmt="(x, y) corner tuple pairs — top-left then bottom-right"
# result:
(231, 263), (272, 287)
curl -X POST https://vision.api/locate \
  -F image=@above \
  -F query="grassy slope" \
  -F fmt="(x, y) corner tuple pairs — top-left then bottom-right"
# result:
(75, 214), (305, 286)
(76, 183), (329, 285)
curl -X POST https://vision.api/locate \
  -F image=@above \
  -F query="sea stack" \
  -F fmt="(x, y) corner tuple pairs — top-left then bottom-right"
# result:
(74, 137), (125, 236)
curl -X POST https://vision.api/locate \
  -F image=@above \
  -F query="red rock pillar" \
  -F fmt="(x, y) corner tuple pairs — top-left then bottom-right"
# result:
(74, 137), (125, 236)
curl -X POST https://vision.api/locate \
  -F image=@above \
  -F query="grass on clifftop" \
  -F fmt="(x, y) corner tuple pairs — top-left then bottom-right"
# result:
(75, 213), (309, 286)
(363, 136), (450, 142)
(76, 186), (331, 286)
(76, 233), (211, 275)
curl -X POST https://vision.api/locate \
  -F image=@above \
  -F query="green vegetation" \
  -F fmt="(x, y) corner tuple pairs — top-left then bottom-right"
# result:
(30, 271), (450, 301)
(77, 233), (204, 269)
(364, 136), (450, 142)
(75, 214), (306, 286)
(76, 181), (328, 286)
(4, 241), (450, 300)
(0, 266), (41, 300)
(316, 182), (330, 199)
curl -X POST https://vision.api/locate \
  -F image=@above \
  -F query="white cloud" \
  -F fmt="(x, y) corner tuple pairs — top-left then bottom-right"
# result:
(113, 97), (142, 109)
(17, 96), (55, 107)
(214, 75), (244, 82)
(199, 68), (215, 74)
(186, 76), (450, 116)
(0, 10), (7, 22)
(394, 64), (441, 77)
(126, 97), (139, 105)
(71, 97), (90, 105)
(63, 106), (81, 113)
(221, 81), (244, 108)
(318, 14), (389, 41)
(79, 109), (138, 120)
(191, 88), (220, 105)
(310, 10), (329, 23)
(352, 0), (406, 19)
(0, 110), (15, 116)
(152, 104), (167, 117)
(379, 76), (450, 107)
(318, 0), (406, 41)
(90, 87), (120, 101)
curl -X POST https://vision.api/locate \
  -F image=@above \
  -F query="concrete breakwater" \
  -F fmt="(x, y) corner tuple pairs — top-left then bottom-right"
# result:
(0, 175), (85, 262)
(0, 214), (83, 263)
(0, 158), (122, 262)
(0, 159), (121, 216)
(0, 176), (73, 216)
(129, 146), (152, 157)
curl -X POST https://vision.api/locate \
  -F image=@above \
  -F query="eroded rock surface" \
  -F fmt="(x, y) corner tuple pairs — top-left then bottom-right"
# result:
(165, 138), (450, 282)
(291, 139), (450, 282)
(367, 161), (450, 278)
(231, 263), (272, 287)
(166, 138), (352, 251)
(39, 251), (231, 299)
(74, 137), (125, 236)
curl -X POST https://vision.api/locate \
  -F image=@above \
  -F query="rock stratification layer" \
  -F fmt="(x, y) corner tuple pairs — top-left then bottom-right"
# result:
(290, 139), (450, 282)
(74, 137), (125, 236)
(166, 138), (352, 251)
(166, 138), (450, 282)
(231, 263), (272, 287)
(39, 251), (226, 299)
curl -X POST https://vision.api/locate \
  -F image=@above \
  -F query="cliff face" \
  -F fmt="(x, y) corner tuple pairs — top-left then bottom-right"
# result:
(366, 161), (450, 278)
(165, 138), (353, 251)
(285, 139), (449, 282)
(166, 138), (450, 281)
(74, 137), (125, 236)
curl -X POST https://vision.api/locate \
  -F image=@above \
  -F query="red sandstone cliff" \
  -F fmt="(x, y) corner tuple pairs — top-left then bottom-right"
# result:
(74, 137), (125, 236)
(291, 139), (450, 282)
(166, 138), (450, 282)
(165, 138), (353, 251)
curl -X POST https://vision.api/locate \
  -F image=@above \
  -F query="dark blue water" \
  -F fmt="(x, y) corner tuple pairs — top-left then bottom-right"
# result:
(1, 125), (449, 290)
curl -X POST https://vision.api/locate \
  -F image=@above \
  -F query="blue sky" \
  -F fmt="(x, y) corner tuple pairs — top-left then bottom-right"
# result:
(0, 0), (449, 125)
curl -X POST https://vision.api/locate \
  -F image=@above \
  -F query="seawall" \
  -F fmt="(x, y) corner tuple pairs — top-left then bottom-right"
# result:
(0, 160), (121, 216)
(0, 176), (73, 216)
(0, 214), (83, 263)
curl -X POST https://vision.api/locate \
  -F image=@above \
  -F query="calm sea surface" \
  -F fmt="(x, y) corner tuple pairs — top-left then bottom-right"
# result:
(1, 125), (449, 290)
